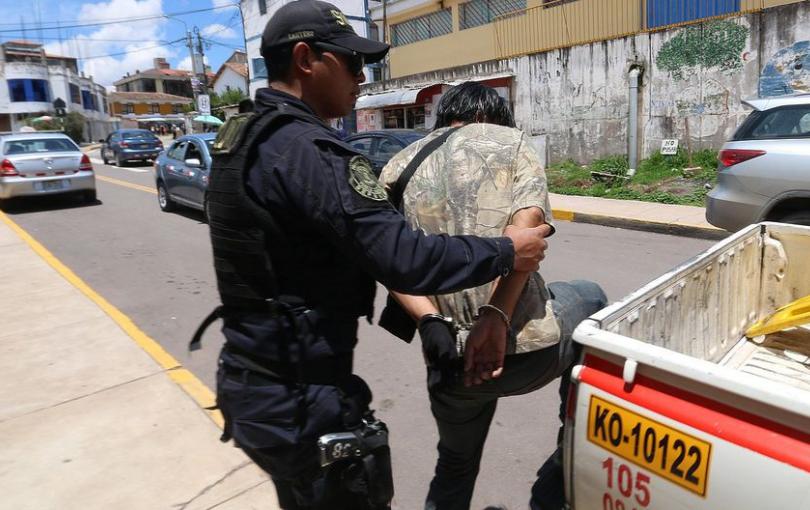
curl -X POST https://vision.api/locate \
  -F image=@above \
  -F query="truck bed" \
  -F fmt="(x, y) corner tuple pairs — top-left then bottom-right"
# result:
(722, 327), (810, 392)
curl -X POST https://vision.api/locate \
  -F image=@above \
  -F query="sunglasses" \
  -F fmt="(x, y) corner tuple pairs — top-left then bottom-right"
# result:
(312, 42), (365, 76)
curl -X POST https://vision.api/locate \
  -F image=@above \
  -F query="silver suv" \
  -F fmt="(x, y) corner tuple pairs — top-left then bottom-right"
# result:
(706, 95), (810, 231)
(0, 131), (96, 206)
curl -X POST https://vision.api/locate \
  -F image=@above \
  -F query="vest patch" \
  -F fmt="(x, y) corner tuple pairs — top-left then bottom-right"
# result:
(348, 156), (387, 201)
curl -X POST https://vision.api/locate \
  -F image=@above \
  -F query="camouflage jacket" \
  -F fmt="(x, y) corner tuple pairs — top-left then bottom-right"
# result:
(380, 124), (560, 353)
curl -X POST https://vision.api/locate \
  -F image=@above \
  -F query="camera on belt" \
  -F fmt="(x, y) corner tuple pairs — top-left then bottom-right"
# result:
(317, 412), (388, 467)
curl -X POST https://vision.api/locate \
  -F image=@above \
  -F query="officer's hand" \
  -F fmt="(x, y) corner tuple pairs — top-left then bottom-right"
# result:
(417, 314), (461, 392)
(463, 311), (507, 387)
(505, 224), (552, 273)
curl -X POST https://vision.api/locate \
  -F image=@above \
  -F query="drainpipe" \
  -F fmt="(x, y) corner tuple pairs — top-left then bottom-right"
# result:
(627, 67), (641, 178)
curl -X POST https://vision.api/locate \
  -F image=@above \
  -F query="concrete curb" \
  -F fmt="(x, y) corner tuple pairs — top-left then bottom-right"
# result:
(551, 208), (729, 240)
(81, 143), (101, 153)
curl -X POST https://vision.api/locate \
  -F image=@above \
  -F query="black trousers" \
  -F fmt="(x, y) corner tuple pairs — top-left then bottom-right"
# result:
(424, 280), (608, 510)
(216, 360), (389, 510)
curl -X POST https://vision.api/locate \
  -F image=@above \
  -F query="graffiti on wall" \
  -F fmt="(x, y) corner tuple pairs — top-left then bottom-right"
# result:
(759, 41), (810, 98)
(657, 20), (748, 80)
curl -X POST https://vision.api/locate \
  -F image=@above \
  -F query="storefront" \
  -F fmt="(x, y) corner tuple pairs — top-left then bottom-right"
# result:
(355, 74), (513, 133)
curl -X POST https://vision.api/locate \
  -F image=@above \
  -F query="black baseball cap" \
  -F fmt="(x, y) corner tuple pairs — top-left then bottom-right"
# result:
(261, 0), (390, 64)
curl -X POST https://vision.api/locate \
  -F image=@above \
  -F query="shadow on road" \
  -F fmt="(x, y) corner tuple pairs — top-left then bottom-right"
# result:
(168, 207), (207, 225)
(0, 194), (101, 215)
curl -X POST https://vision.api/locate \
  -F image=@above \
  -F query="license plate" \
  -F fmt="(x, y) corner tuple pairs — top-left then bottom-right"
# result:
(39, 180), (64, 191)
(587, 395), (712, 496)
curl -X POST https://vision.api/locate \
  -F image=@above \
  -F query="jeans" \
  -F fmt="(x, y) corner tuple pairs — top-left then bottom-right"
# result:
(424, 280), (608, 510)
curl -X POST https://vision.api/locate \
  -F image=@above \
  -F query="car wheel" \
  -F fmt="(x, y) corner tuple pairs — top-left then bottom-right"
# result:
(83, 190), (97, 203)
(779, 211), (810, 226)
(102, 151), (109, 165)
(115, 152), (124, 167)
(157, 181), (175, 212)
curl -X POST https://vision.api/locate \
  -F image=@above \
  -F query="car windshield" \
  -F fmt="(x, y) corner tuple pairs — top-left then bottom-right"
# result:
(4, 138), (78, 154)
(122, 131), (157, 140)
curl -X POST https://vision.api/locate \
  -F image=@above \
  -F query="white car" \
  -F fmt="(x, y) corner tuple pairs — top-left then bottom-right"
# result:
(0, 132), (96, 206)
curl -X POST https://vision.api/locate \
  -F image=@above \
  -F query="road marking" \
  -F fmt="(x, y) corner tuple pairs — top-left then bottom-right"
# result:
(90, 158), (150, 173)
(0, 211), (223, 428)
(96, 174), (157, 195)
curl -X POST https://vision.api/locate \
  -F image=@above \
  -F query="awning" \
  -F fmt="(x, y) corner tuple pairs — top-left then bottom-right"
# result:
(356, 72), (515, 110)
(355, 87), (430, 110)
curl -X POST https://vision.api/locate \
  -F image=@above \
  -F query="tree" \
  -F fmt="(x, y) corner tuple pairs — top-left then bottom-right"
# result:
(211, 88), (247, 108)
(63, 112), (86, 144)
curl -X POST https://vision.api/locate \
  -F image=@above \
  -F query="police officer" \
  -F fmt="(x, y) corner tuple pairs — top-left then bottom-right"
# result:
(201, 2), (553, 509)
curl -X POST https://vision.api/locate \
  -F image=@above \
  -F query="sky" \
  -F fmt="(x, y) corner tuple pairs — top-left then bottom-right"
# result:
(0, 0), (245, 89)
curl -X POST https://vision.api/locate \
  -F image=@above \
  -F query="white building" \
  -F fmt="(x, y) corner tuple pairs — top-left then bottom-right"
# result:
(0, 40), (116, 141)
(212, 51), (249, 97)
(240, 0), (378, 100)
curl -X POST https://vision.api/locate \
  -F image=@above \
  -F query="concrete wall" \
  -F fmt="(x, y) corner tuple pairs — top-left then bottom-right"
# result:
(362, 1), (810, 164)
(213, 68), (247, 95)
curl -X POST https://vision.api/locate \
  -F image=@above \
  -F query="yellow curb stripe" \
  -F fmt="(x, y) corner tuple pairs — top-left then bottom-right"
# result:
(96, 174), (157, 194)
(0, 211), (222, 428)
(552, 209), (575, 221)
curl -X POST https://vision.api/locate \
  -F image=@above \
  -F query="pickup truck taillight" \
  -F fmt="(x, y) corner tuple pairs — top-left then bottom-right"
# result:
(79, 154), (93, 172)
(1, 158), (19, 177)
(719, 149), (766, 168)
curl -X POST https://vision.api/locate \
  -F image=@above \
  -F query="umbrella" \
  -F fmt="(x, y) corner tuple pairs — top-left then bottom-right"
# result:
(31, 115), (54, 123)
(193, 115), (223, 126)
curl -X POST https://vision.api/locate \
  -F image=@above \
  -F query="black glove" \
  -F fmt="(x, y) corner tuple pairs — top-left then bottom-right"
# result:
(417, 314), (461, 391)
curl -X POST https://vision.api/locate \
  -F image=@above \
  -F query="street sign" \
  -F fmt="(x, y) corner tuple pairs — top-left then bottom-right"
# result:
(197, 94), (211, 116)
(661, 139), (679, 155)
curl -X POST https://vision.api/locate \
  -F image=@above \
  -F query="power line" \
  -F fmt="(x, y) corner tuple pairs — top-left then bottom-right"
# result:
(0, 34), (172, 43)
(78, 38), (186, 60)
(0, 6), (237, 33)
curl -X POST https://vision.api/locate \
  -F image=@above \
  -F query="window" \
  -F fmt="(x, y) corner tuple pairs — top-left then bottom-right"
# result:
(258, 0), (267, 15)
(124, 103), (135, 114)
(168, 141), (187, 160)
(102, 100), (108, 113)
(81, 90), (97, 110)
(376, 138), (405, 159)
(173, 104), (183, 114)
(185, 142), (203, 162)
(252, 58), (267, 79)
(8, 79), (51, 102)
(460, 0), (526, 29)
(734, 106), (810, 140)
(348, 136), (374, 156)
(391, 9), (452, 47)
(150, 103), (160, 114)
(4, 137), (79, 154)
(69, 84), (81, 104)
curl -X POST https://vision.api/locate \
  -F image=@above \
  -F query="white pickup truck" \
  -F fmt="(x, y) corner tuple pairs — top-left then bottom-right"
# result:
(564, 222), (810, 509)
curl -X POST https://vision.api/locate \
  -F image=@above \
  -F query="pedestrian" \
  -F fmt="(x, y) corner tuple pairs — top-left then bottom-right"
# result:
(172, 125), (178, 140)
(193, 3), (553, 510)
(378, 82), (608, 510)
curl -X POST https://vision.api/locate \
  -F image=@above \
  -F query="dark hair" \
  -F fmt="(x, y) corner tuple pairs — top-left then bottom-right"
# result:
(433, 82), (515, 130)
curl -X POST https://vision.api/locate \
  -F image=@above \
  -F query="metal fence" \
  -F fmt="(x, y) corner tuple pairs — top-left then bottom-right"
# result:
(459, 0), (527, 31)
(493, 0), (642, 60)
(391, 9), (453, 47)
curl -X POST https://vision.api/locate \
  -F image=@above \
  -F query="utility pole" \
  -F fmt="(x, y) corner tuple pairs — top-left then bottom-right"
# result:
(194, 27), (208, 96)
(186, 29), (198, 105)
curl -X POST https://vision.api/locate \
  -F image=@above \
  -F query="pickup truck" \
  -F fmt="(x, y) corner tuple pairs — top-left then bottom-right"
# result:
(564, 222), (810, 509)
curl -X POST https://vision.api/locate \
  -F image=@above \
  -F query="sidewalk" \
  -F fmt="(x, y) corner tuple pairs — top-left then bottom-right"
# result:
(550, 192), (727, 239)
(0, 215), (279, 510)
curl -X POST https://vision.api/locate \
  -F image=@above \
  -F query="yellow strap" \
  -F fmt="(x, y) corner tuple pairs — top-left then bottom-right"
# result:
(746, 294), (810, 337)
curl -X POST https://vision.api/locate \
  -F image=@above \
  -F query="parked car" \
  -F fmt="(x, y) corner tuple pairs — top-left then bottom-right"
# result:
(0, 132), (96, 205)
(344, 129), (425, 176)
(154, 133), (216, 213)
(100, 129), (163, 166)
(706, 94), (810, 231)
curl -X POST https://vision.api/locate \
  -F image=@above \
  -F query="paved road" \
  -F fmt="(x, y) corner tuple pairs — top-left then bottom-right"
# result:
(5, 153), (715, 509)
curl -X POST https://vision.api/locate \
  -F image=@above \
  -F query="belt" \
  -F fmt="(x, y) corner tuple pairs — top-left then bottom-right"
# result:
(222, 345), (354, 386)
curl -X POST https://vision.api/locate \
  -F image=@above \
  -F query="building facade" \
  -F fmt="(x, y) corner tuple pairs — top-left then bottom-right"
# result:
(212, 51), (249, 96)
(113, 58), (214, 99)
(240, 0), (379, 99)
(0, 40), (115, 141)
(361, 0), (808, 163)
(108, 91), (192, 117)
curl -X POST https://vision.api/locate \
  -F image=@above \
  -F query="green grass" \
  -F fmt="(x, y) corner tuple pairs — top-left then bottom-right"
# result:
(547, 149), (719, 207)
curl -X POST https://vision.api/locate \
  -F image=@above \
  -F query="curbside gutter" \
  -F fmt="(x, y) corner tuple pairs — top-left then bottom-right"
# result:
(0, 211), (224, 429)
(551, 208), (729, 240)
